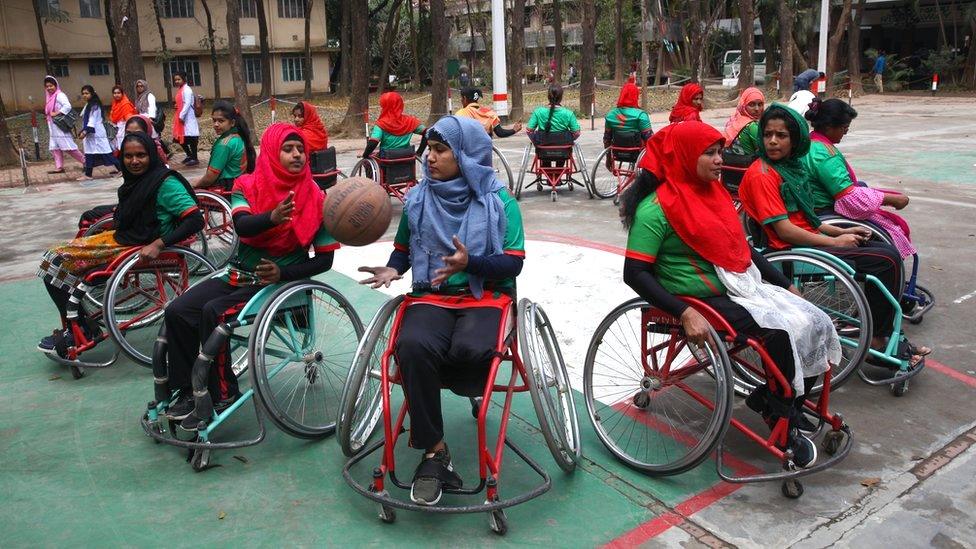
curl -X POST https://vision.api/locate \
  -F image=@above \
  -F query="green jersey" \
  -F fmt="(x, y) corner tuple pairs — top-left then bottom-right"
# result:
(156, 176), (199, 235)
(604, 106), (652, 134)
(369, 123), (426, 151)
(527, 106), (580, 133)
(802, 140), (854, 210)
(207, 132), (246, 180)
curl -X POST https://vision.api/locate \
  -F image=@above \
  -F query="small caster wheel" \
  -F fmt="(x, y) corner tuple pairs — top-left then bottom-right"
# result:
(632, 391), (650, 409)
(378, 504), (396, 524)
(822, 430), (843, 456)
(488, 508), (507, 535)
(148, 421), (165, 443)
(191, 448), (211, 472)
(568, 181), (574, 191)
(70, 364), (85, 379)
(908, 316), (923, 325)
(891, 379), (909, 397)
(469, 397), (482, 419)
(551, 191), (557, 202)
(613, 195), (620, 206)
(536, 182), (544, 192)
(782, 479), (804, 499)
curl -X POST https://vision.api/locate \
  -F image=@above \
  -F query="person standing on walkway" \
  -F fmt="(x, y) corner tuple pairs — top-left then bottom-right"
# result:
(43, 76), (85, 174)
(872, 51), (886, 94)
(172, 71), (200, 166)
(109, 85), (139, 151)
(77, 85), (121, 181)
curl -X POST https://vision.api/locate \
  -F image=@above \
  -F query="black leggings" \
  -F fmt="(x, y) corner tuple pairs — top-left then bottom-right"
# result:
(180, 136), (199, 161)
(163, 278), (261, 401)
(394, 304), (503, 450)
(814, 243), (902, 335)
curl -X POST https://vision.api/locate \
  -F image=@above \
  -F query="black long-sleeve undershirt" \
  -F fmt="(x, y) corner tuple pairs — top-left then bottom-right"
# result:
(386, 248), (523, 282)
(233, 211), (274, 237)
(160, 210), (205, 247)
(493, 125), (517, 138)
(232, 211), (333, 280)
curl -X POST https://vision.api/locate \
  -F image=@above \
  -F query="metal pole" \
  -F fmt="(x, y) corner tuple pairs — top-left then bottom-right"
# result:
(817, 0), (829, 74)
(490, 0), (508, 117)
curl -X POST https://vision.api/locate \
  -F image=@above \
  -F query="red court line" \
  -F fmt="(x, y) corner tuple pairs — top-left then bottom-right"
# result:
(925, 359), (976, 389)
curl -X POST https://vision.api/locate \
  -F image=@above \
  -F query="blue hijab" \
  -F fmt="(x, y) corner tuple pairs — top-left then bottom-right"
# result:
(404, 116), (506, 297)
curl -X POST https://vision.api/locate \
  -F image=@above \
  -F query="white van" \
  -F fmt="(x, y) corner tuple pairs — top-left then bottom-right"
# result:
(721, 50), (767, 87)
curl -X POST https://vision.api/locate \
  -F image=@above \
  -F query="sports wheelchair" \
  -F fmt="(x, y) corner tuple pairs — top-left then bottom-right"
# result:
(142, 276), (365, 471)
(584, 296), (852, 499)
(310, 146), (346, 192)
(514, 132), (594, 202)
(720, 150), (756, 213)
(350, 147), (423, 203)
(337, 293), (580, 534)
(589, 130), (645, 204)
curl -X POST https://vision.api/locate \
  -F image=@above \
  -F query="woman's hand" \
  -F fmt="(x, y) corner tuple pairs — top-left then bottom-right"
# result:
(679, 307), (711, 347)
(78, 131), (87, 140)
(887, 193), (910, 210)
(270, 191), (295, 225)
(831, 233), (862, 247)
(139, 239), (165, 260)
(787, 284), (803, 297)
(358, 266), (402, 288)
(844, 226), (873, 240)
(513, 121), (524, 133)
(255, 258), (281, 285)
(432, 236), (468, 287)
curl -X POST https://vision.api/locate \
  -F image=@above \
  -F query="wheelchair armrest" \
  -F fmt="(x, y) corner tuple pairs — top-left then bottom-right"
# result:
(83, 247), (143, 283)
(677, 296), (738, 337)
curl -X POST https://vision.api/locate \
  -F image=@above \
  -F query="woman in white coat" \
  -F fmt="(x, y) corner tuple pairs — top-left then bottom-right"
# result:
(77, 85), (121, 181)
(43, 76), (85, 174)
(171, 71), (200, 166)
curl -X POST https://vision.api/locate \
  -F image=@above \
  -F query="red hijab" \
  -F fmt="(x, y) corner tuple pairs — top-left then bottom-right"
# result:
(723, 87), (764, 142)
(233, 123), (324, 257)
(668, 83), (704, 123)
(638, 121), (751, 272)
(296, 101), (328, 152)
(617, 82), (640, 108)
(375, 92), (421, 136)
(110, 89), (139, 124)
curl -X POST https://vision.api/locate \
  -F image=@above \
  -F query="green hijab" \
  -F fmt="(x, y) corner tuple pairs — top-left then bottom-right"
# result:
(758, 103), (820, 228)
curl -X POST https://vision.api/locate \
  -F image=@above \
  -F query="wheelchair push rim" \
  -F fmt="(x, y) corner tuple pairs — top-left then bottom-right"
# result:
(193, 191), (239, 270)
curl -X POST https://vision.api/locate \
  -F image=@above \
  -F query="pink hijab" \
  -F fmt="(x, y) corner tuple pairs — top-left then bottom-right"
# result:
(723, 87), (764, 142)
(44, 76), (61, 120)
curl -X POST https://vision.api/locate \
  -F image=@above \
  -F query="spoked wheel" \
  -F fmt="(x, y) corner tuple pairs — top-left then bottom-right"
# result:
(249, 280), (365, 439)
(81, 217), (117, 311)
(589, 148), (639, 201)
(337, 296), (404, 456)
(572, 143), (594, 198)
(350, 158), (379, 182)
(518, 299), (581, 473)
(193, 191), (239, 270)
(763, 251), (871, 393)
(491, 145), (515, 192)
(514, 145), (531, 201)
(104, 247), (215, 366)
(583, 298), (733, 475)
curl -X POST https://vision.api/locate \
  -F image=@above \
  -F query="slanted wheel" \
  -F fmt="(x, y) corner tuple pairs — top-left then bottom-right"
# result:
(191, 447), (211, 472)
(583, 298), (733, 475)
(250, 280), (364, 439)
(822, 430), (844, 455)
(891, 378), (909, 397)
(193, 191), (239, 270)
(491, 145), (515, 192)
(782, 479), (804, 499)
(589, 148), (619, 200)
(572, 143), (594, 198)
(104, 247), (215, 366)
(337, 296), (404, 456)
(514, 145), (531, 200)
(519, 299), (580, 473)
(488, 508), (508, 536)
(70, 364), (85, 379)
(760, 251), (872, 393)
(350, 157), (380, 182)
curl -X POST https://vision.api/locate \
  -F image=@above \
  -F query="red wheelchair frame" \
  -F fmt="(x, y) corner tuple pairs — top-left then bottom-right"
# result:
(350, 153), (419, 203)
(341, 293), (578, 533)
(514, 141), (594, 202)
(590, 144), (644, 202)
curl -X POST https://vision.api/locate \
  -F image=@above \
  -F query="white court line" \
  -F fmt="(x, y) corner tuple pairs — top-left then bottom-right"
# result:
(908, 196), (976, 209)
(954, 290), (976, 304)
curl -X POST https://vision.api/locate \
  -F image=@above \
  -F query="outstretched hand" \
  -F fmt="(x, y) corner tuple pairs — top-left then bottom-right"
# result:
(431, 235), (468, 287)
(270, 191), (295, 225)
(358, 266), (402, 289)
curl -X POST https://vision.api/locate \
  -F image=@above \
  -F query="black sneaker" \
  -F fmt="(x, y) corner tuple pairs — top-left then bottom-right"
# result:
(788, 430), (818, 469)
(213, 393), (242, 414)
(794, 411), (820, 436)
(37, 331), (63, 352)
(410, 445), (463, 506)
(165, 392), (195, 420)
(180, 411), (210, 432)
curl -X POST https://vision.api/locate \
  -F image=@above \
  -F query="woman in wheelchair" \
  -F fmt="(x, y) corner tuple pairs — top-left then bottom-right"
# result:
(161, 123), (339, 430)
(291, 101), (329, 154)
(621, 121), (841, 467)
(668, 83), (704, 123)
(801, 98), (915, 259)
(193, 100), (256, 191)
(361, 91), (428, 160)
(358, 116), (526, 506)
(526, 84), (580, 168)
(455, 87), (523, 137)
(602, 81), (653, 167)
(737, 104), (930, 364)
(38, 132), (204, 353)
(723, 87), (764, 156)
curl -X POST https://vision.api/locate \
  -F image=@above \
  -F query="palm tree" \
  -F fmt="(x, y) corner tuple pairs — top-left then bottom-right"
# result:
(226, 0), (255, 129)
(201, 0), (222, 99)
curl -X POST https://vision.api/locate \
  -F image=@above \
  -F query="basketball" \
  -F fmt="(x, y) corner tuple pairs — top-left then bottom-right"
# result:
(322, 177), (392, 246)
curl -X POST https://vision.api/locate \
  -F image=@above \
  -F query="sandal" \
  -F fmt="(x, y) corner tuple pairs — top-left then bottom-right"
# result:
(46, 168), (66, 174)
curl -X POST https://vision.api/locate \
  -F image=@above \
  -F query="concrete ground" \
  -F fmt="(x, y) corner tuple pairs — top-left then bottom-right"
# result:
(1, 95), (974, 547)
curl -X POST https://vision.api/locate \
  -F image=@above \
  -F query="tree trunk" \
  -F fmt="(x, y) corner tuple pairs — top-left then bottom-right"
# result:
(640, 0), (649, 107)
(552, 0), (563, 82)
(303, 0), (314, 99)
(32, 0), (52, 75)
(963, 17), (976, 88)
(103, 0), (121, 79)
(110, 0), (146, 98)
(339, 0), (352, 95)
(151, 0), (173, 103)
(225, 0), (254, 129)
(429, 0), (448, 123)
(465, 0), (477, 75)
(756, 1), (776, 79)
(338, 0), (368, 135)
(201, 0), (221, 99)
(777, 0), (794, 98)
(579, 0), (595, 114)
(847, 0), (866, 94)
(826, 0), (852, 87)
(736, 0), (755, 90)
(0, 87), (18, 167)
(255, 0), (272, 99)
(508, 0), (526, 119)
(614, 0), (625, 83)
(379, 0), (405, 91)
(407, 0), (421, 88)
(792, 33), (807, 71)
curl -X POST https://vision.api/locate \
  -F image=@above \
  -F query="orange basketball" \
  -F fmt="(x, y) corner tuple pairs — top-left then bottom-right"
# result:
(322, 177), (393, 246)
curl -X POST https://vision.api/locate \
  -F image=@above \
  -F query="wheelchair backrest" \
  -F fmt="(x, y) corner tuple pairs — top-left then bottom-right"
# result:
(720, 150), (756, 193)
(378, 146), (416, 186)
(535, 131), (574, 161)
(310, 146), (339, 191)
(611, 130), (642, 163)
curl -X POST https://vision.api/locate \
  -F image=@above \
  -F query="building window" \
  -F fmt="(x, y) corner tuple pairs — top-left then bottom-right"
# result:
(51, 59), (69, 78)
(79, 0), (100, 18)
(281, 56), (305, 82)
(162, 0), (194, 18)
(244, 56), (262, 84)
(240, 0), (258, 17)
(164, 58), (202, 87)
(88, 59), (110, 76)
(277, 0), (305, 18)
(36, 0), (61, 18)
